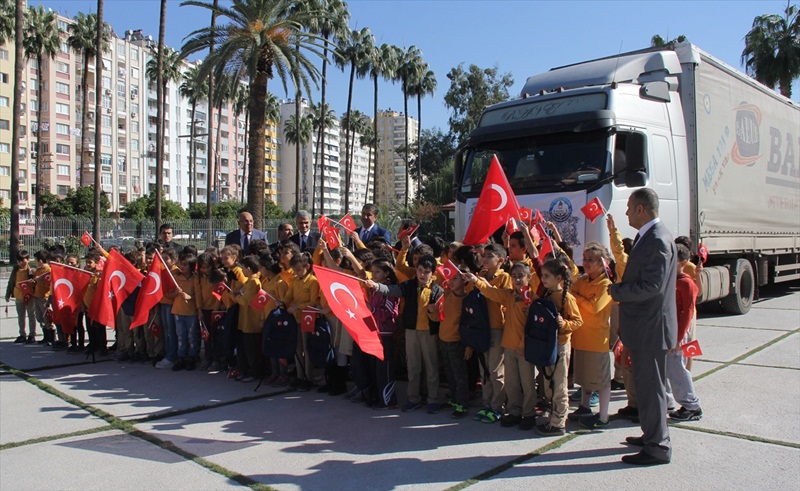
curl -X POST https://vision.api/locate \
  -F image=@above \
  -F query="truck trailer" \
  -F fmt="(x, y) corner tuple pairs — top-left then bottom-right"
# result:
(454, 42), (799, 314)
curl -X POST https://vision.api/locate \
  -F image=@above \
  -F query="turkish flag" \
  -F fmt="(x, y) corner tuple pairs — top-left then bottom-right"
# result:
(530, 225), (541, 244)
(211, 281), (229, 301)
(538, 233), (554, 259)
(200, 319), (210, 342)
(340, 214), (357, 233)
(211, 310), (226, 326)
(601, 257), (613, 279)
(89, 249), (144, 329)
(519, 207), (533, 225)
(462, 155), (520, 245)
(681, 339), (703, 358)
(53, 309), (80, 334)
(250, 289), (271, 311)
(23, 293), (32, 304)
(323, 226), (342, 250)
(436, 294), (445, 321)
(313, 265), (383, 360)
(80, 231), (93, 247)
(580, 197), (606, 223)
(506, 216), (519, 235)
(147, 317), (162, 338)
(398, 224), (419, 240)
(698, 243), (709, 264)
(436, 260), (460, 282)
(317, 214), (330, 232)
(521, 286), (533, 305)
(534, 209), (546, 226)
(50, 263), (92, 324)
(18, 280), (33, 296)
(301, 309), (317, 333)
(612, 338), (632, 367)
(131, 252), (168, 329)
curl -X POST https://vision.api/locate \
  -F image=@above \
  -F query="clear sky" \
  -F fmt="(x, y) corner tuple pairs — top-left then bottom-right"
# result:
(37, 0), (799, 133)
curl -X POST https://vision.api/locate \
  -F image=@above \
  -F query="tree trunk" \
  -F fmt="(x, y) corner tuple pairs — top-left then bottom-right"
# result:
(154, 0), (166, 233)
(93, 0), (104, 240)
(779, 76), (792, 99)
(314, 37), (330, 217)
(241, 111), (248, 204)
(294, 87), (301, 212)
(344, 64), (355, 214)
(416, 93), (422, 199)
(9, 0), (25, 261)
(403, 79), (409, 210)
(34, 54), (43, 219)
(189, 101), (196, 206)
(206, 0), (217, 243)
(79, 53), (89, 187)
(247, 63), (268, 228)
(371, 75), (379, 203)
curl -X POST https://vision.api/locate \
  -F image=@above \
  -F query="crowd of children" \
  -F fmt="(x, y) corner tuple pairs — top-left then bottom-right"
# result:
(4, 214), (704, 430)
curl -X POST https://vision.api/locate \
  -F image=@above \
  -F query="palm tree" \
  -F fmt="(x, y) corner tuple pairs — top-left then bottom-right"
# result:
(232, 83), (249, 203)
(309, 101), (336, 215)
(368, 43), (400, 201)
(179, 64), (208, 206)
(7, 0), (25, 262)
(397, 45), (424, 209)
(147, 45), (184, 228)
(308, 0), (349, 216)
(93, 0), (104, 240)
(359, 124), (378, 203)
(0, 1), (15, 45)
(23, 5), (61, 218)
(181, 0), (324, 227)
(69, 12), (110, 187)
(410, 65), (436, 192)
(283, 113), (313, 208)
(336, 27), (373, 213)
(742, 3), (800, 98)
(343, 109), (368, 209)
(210, 72), (236, 202)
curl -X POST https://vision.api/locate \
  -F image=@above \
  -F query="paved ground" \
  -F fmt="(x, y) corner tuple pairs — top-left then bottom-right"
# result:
(0, 284), (798, 490)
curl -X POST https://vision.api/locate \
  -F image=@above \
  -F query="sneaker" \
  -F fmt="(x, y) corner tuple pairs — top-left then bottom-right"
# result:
(427, 403), (441, 414)
(580, 413), (610, 430)
(500, 414), (521, 427)
(617, 405), (639, 420)
(401, 401), (423, 412)
(155, 358), (174, 370)
(669, 406), (703, 422)
(450, 404), (468, 419)
(569, 388), (582, 402)
(227, 368), (241, 380)
(482, 410), (502, 424)
(473, 408), (489, 422)
(589, 392), (599, 407)
(208, 362), (221, 373)
(519, 416), (536, 431)
(14, 335), (26, 343)
(611, 380), (626, 391)
(26, 335), (35, 344)
(568, 405), (593, 421)
(536, 423), (566, 436)
(172, 358), (186, 371)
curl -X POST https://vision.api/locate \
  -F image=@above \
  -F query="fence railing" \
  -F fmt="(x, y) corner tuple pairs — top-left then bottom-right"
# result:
(0, 217), (293, 262)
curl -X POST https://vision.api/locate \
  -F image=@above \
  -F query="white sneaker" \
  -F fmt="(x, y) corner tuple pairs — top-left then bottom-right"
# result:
(155, 358), (174, 369)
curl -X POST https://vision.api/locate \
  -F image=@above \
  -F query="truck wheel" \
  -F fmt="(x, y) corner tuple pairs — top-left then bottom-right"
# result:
(721, 259), (754, 315)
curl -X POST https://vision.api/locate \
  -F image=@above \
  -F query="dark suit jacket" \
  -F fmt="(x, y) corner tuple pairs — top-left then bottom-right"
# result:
(609, 221), (678, 351)
(225, 229), (268, 248)
(290, 232), (321, 252)
(351, 224), (391, 247)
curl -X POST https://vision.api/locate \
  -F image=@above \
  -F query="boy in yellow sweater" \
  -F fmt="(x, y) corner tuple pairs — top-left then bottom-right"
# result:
(439, 270), (470, 419)
(5, 250), (36, 343)
(32, 250), (54, 345)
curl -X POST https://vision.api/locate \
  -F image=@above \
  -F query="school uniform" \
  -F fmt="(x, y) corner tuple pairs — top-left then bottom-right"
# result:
(282, 273), (321, 384)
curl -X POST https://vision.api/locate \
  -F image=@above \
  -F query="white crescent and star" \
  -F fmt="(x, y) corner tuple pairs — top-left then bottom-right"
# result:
(441, 266), (452, 277)
(303, 313), (314, 325)
(53, 278), (74, 301)
(684, 345), (700, 356)
(108, 271), (126, 298)
(146, 271), (161, 295)
(490, 184), (508, 212)
(330, 282), (358, 319)
(257, 294), (267, 305)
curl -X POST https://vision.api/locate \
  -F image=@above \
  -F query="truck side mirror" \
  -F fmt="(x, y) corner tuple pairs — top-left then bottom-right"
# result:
(624, 170), (647, 188)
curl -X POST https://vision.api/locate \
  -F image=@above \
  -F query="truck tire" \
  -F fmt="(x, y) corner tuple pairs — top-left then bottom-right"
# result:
(721, 259), (754, 315)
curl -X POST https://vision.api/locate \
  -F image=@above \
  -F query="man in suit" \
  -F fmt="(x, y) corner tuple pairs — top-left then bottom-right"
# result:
(225, 211), (267, 254)
(609, 188), (677, 466)
(269, 221), (294, 252)
(290, 210), (320, 252)
(352, 203), (391, 248)
(158, 223), (182, 252)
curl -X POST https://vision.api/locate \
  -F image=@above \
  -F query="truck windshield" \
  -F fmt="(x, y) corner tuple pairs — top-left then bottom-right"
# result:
(459, 129), (610, 195)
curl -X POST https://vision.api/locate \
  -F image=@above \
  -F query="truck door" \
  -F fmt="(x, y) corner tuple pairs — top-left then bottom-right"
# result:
(649, 131), (679, 237)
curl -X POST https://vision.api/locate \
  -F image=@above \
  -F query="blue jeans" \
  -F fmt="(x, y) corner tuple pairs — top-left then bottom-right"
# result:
(160, 303), (177, 362)
(174, 314), (199, 358)
(666, 350), (701, 410)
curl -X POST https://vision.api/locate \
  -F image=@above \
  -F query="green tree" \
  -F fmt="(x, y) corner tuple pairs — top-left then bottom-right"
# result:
(368, 43), (400, 201)
(650, 34), (687, 47)
(264, 198), (292, 220)
(742, 2), (800, 98)
(283, 113), (314, 208)
(309, 101), (336, 215)
(68, 12), (110, 187)
(0, 1), (14, 45)
(41, 187), (111, 218)
(180, 64), (208, 207)
(121, 193), (188, 220)
(23, 5), (61, 218)
(188, 199), (245, 219)
(397, 45), (424, 209)
(182, 0), (324, 227)
(409, 65), (437, 192)
(444, 63), (514, 141)
(340, 109), (368, 210)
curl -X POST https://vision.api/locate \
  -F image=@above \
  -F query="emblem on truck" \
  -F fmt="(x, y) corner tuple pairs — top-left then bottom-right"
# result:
(731, 103), (762, 167)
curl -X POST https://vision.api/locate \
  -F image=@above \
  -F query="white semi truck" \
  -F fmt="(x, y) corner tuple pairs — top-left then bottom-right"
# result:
(454, 42), (799, 314)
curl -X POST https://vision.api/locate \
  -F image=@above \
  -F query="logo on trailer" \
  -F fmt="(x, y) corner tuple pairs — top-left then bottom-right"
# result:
(731, 103), (761, 166)
(548, 197), (573, 223)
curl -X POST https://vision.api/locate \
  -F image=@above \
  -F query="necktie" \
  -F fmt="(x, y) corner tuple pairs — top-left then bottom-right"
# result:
(243, 233), (250, 253)
(631, 233), (640, 249)
(300, 235), (306, 250)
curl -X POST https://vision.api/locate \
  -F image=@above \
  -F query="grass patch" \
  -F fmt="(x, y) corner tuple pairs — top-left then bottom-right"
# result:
(0, 425), (114, 451)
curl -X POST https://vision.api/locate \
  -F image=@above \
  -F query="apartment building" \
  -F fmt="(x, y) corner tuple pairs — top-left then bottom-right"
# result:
(0, 44), (18, 210)
(374, 109), (418, 206)
(339, 123), (373, 214)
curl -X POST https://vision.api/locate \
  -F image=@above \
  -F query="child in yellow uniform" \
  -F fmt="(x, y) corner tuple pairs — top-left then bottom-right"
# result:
(231, 256), (264, 382)
(219, 245), (246, 373)
(82, 249), (105, 355)
(155, 248), (180, 369)
(439, 270), (470, 419)
(32, 250), (54, 345)
(570, 242), (614, 429)
(258, 254), (290, 386)
(196, 252), (222, 370)
(172, 253), (200, 371)
(280, 253), (321, 391)
(5, 250), (36, 343)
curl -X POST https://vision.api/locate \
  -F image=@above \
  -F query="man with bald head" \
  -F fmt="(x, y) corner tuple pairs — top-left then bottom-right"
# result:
(225, 211), (268, 254)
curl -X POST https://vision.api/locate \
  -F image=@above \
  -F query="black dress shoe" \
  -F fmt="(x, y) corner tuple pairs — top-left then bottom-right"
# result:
(625, 436), (644, 446)
(621, 451), (670, 466)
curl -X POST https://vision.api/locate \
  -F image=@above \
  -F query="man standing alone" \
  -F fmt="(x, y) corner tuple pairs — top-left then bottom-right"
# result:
(609, 188), (677, 466)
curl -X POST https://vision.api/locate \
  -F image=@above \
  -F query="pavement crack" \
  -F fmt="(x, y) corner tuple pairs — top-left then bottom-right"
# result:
(693, 328), (800, 382)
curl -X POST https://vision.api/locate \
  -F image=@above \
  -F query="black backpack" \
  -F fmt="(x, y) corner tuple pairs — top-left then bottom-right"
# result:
(524, 297), (560, 367)
(307, 315), (335, 368)
(459, 290), (491, 354)
(262, 309), (298, 359)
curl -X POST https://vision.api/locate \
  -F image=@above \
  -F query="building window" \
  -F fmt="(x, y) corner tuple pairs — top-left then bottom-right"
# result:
(131, 139), (139, 151)
(0, 72), (8, 84)
(0, 166), (9, 175)
(132, 157), (139, 170)
(56, 103), (70, 115)
(131, 120), (139, 132)
(56, 123), (69, 135)
(56, 82), (69, 94)
(101, 173), (112, 186)
(0, 143), (11, 153)
(0, 119), (8, 130)
(56, 144), (70, 155)
(57, 19), (69, 31)
(101, 153), (112, 168)
(102, 76), (111, 90)
(57, 164), (70, 176)
(0, 96), (8, 107)
(101, 114), (111, 128)
(57, 185), (70, 195)
(101, 133), (111, 147)
(131, 48), (139, 61)
(56, 62), (69, 74)
(118, 157), (126, 172)
(0, 49), (8, 60)
(131, 67), (139, 79)
(0, 190), (9, 199)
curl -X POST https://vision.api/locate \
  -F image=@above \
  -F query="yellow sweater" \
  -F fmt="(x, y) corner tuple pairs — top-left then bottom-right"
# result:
(33, 264), (51, 299)
(570, 274), (612, 352)
(13, 267), (33, 301)
(171, 274), (199, 316)
(261, 274), (289, 320)
(482, 270), (511, 330)
(222, 266), (246, 309)
(475, 280), (529, 351)
(439, 290), (466, 342)
(234, 273), (263, 334)
(196, 275), (222, 311)
(546, 289), (583, 346)
(283, 273), (320, 324)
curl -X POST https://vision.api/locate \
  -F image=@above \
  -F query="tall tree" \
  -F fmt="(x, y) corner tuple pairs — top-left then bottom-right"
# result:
(206, 0), (218, 237)
(93, 0), (104, 240)
(309, 101), (336, 215)
(443, 63), (514, 140)
(742, 2), (800, 98)
(0, 1), (15, 44)
(182, 0), (323, 227)
(68, 13), (110, 187)
(359, 123), (377, 203)
(7, 0), (25, 262)
(179, 64), (208, 206)
(23, 5), (61, 218)
(153, 0), (167, 233)
(232, 83), (249, 203)
(368, 43), (400, 201)
(397, 45), (424, 209)
(336, 27), (373, 213)
(283, 113), (314, 208)
(210, 72), (235, 202)
(410, 65), (436, 195)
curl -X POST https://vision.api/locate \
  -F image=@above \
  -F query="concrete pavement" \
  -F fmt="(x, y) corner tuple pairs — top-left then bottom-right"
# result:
(1, 284), (798, 490)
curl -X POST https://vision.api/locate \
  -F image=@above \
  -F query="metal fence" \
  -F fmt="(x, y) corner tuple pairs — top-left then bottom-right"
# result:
(0, 217), (293, 263)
